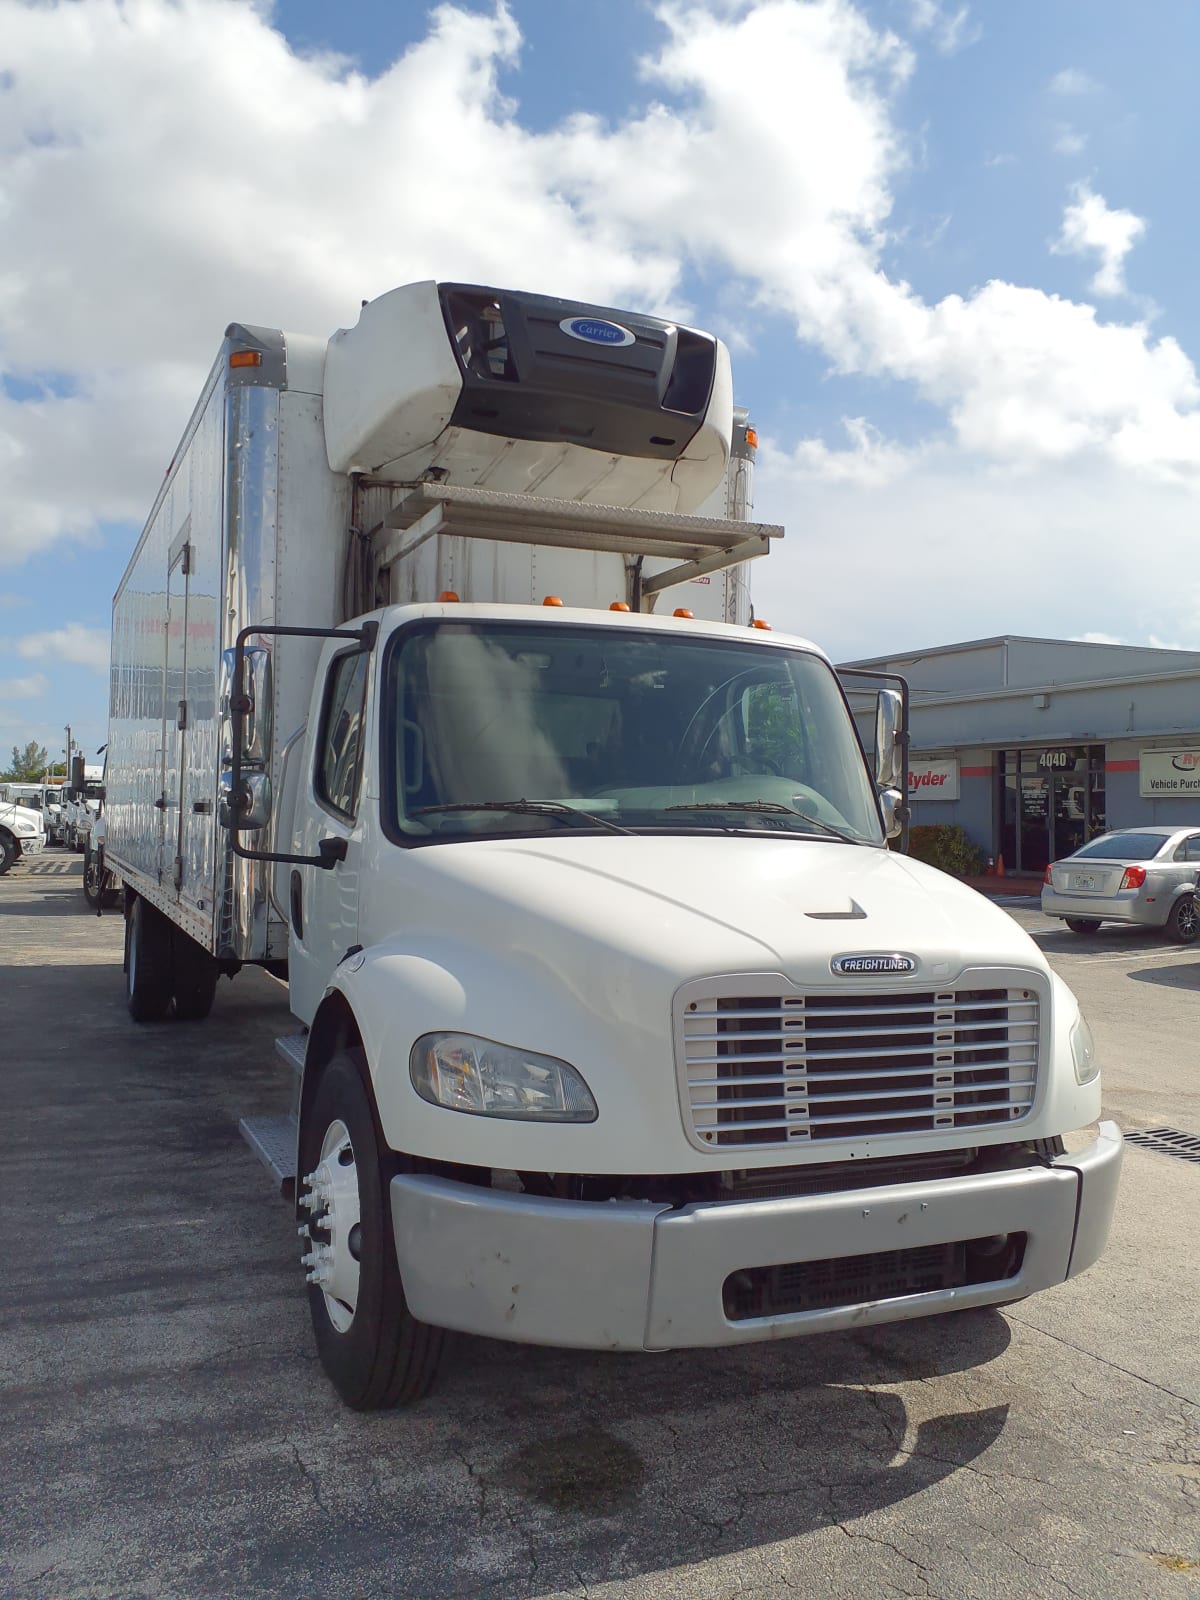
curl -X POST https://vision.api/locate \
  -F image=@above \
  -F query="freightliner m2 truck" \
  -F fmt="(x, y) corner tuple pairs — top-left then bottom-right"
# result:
(103, 282), (1122, 1408)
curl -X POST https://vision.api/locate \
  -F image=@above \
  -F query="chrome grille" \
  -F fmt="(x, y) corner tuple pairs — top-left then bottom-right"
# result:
(678, 983), (1040, 1149)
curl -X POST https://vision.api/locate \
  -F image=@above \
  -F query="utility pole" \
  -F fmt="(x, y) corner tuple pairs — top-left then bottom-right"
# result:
(65, 725), (72, 786)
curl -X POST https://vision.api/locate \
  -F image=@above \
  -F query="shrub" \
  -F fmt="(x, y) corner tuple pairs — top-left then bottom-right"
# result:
(907, 823), (984, 877)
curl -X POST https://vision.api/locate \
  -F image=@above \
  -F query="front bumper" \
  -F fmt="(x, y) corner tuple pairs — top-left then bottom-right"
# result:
(390, 1122), (1123, 1350)
(15, 834), (44, 859)
(1042, 887), (1162, 926)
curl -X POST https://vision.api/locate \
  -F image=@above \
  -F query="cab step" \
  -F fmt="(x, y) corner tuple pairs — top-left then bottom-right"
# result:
(238, 1033), (308, 1200)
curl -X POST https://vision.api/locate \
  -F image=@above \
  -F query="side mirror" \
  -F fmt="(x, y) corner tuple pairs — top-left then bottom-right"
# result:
(875, 688), (904, 789)
(879, 787), (906, 841)
(220, 771), (273, 832)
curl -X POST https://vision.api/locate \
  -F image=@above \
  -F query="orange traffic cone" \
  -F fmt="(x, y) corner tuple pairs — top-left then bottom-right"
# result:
(996, 853), (1006, 877)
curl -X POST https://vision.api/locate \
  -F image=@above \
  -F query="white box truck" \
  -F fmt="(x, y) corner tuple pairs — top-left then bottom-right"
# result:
(103, 281), (1121, 1409)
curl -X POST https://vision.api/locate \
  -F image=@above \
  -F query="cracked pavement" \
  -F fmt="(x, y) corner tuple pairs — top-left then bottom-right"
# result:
(2, 864), (1198, 1599)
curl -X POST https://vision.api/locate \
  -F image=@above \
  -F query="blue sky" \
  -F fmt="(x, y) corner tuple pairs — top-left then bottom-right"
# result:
(4, 0), (1200, 767)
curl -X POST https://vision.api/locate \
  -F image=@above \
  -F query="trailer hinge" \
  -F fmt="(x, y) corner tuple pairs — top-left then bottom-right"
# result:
(174, 854), (184, 891)
(181, 543), (192, 576)
(177, 699), (188, 731)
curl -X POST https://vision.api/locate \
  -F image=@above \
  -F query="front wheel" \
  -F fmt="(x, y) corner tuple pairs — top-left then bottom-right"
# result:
(0, 832), (15, 876)
(1065, 917), (1102, 935)
(82, 846), (108, 909)
(298, 1053), (448, 1409)
(1166, 894), (1199, 945)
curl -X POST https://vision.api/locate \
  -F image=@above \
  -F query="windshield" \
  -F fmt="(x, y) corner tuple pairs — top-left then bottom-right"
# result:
(384, 621), (883, 844)
(1072, 831), (1170, 862)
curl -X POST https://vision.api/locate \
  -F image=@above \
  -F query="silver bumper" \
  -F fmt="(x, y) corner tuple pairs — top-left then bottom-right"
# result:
(390, 1123), (1123, 1350)
(1042, 888), (1162, 926)
(16, 834), (44, 858)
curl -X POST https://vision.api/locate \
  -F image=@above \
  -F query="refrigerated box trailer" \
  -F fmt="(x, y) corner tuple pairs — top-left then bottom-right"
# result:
(103, 280), (1122, 1408)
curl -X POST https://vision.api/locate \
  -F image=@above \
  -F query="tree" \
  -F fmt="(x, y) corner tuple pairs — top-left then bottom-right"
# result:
(5, 741), (51, 781)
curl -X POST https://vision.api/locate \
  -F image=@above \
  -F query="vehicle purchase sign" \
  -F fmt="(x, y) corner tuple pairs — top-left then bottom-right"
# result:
(1139, 749), (1200, 798)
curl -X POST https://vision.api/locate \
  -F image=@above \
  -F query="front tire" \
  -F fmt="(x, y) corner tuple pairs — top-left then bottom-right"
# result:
(1166, 894), (1199, 945)
(125, 897), (174, 1022)
(0, 832), (15, 876)
(82, 845), (105, 909)
(1065, 917), (1102, 935)
(298, 1053), (447, 1410)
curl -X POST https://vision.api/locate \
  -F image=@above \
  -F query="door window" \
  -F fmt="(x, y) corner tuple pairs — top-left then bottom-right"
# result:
(316, 652), (369, 820)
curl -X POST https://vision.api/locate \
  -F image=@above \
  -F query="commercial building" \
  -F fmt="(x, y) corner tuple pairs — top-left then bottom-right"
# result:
(843, 636), (1200, 875)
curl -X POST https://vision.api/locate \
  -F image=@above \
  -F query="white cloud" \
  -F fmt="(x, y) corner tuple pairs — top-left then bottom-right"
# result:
(1052, 123), (1087, 156)
(0, 0), (1199, 671)
(1076, 632), (1125, 646)
(13, 622), (110, 672)
(1052, 183), (1147, 298)
(909, 0), (979, 55)
(1049, 68), (1100, 96)
(0, 672), (49, 698)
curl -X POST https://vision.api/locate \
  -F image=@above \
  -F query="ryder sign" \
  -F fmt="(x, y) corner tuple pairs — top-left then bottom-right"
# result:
(1140, 749), (1200, 798)
(908, 757), (959, 802)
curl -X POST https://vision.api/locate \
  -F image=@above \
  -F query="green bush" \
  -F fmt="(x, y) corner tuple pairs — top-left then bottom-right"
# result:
(907, 823), (984, 877)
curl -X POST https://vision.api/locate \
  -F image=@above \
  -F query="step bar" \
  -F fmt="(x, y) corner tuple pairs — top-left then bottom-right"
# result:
(237, 1034), (306, 1199)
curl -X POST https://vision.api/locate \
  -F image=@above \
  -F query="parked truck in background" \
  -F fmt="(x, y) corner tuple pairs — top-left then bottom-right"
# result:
(0, 787), (47, 873)
(61, 758), (104, 852)
(101, 280), (1122, 1409)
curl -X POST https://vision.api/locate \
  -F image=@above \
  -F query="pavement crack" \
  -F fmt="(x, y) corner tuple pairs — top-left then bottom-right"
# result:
(835, 1520), (933, 1598)
(1005, 1312), (1200, 1409)
(289, 1441), (330, 1519)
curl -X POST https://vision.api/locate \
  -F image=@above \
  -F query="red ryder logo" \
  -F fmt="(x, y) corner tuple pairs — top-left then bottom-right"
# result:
(909, 770), (947, 790)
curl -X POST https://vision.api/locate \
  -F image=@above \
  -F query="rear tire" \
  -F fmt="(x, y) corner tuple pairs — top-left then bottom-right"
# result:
(299, 1053), (448, 1410)
(1166, 895), (1199, 945)
(1064, 917), (1102, 935)
(125, 898), (174, 1022)
(173, 932), (219, 1021)
(82, 845), (105, 909)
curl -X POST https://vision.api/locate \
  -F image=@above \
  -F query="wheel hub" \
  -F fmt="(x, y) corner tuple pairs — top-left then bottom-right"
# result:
(298, 1118), (361, 1333)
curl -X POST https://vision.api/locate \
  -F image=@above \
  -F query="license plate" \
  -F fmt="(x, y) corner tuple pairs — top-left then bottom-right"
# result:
(1073, 873), (1097, 891)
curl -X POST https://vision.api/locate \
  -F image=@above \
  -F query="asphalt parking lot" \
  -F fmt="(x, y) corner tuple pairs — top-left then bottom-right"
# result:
(3, 859), (1199, 1600)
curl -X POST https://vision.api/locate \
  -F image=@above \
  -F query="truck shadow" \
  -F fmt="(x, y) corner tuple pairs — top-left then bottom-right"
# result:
(1127, 961), (1200, 991)
(334, 1312), (1012, 1596)
(1030, 926), (1173, 957)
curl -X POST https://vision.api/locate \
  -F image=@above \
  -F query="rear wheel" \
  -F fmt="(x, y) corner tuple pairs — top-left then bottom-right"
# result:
(1166, 895), (1199, 945)
(298, 1053), (448, 1409)
(125, 897), (174, 1022)
(1065, 917), (1102, 935)
(173, 931), (219, 1021)
(82, 845), (106, 909)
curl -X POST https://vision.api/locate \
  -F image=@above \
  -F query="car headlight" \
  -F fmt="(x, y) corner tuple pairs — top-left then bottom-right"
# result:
(1070, 1013), (1098, 1085)
(410, 1032), (598, 1123)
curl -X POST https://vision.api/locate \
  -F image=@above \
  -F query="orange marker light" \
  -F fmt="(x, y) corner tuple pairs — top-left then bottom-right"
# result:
(438, 590), (460, 602)
(543, 595), (564, 607)
(673, 608), (694, 619)
(609, 601), (631, 612)
(744, 426), (759, 450)
(752, 618), (772, 630)
(229, 350), (262, 369)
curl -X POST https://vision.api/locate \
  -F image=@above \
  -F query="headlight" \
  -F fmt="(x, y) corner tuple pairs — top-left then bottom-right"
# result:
(410, 1032), (598, 1123)
(16, 820), (35, 834)
(1070, 1014), (1098, 1085)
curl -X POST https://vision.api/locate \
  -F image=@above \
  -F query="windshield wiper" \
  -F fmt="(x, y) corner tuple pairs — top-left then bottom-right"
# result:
(663, 799), (862, 844)
(411, 799), (634, 836)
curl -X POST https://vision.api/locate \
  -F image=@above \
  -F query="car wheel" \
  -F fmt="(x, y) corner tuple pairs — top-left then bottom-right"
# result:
(1166, 895), (1199, 945)
(125, 897), (174, 1022)
(299, 1052), (448, 1410)
(1064, 917), (1102, 935)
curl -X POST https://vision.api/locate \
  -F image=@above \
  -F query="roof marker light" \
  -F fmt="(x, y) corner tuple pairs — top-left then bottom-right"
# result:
(543, 596), (564, 607)
(673, 608), (694, 619)
(610, 601), (631, 612)
(752, 618), (772, 630)
(438, 590), (460, 602)
(744, 427), (759, 450)
(229, 350), (262, 369)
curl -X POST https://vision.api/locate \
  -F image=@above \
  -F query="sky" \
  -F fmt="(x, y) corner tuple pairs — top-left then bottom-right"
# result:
(4, 0), (1200, 767)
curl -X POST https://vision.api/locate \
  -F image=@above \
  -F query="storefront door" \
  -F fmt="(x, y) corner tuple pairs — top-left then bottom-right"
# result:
(1001, 746), (1105, 874)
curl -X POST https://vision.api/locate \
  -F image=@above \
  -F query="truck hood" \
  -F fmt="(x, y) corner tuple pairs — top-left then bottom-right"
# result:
(417, 835), (1043, 986)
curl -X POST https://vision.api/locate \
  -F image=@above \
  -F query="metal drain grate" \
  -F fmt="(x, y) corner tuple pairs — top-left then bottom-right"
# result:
(1123, 1127), (1200, 1164)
